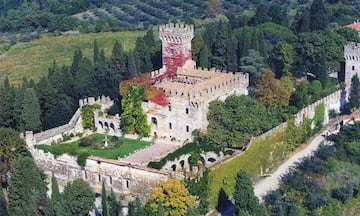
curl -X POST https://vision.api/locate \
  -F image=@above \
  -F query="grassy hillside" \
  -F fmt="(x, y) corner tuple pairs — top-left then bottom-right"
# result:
(0, 31), (145, 85)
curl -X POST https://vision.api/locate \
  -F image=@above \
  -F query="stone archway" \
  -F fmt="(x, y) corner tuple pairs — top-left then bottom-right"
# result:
(171, 164), (176, 171)
(99, 121), (104, 128)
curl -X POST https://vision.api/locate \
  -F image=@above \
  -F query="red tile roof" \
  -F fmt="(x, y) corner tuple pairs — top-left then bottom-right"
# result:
(346, 21), (360, 31)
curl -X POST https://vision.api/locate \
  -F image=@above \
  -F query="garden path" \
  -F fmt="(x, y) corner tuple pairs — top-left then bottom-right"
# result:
(120, 141), (179, 165)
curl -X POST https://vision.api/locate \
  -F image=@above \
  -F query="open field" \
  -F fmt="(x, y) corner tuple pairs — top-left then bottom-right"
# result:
(36, 133), (152, 160)
(0, 31), (145, 85)
(208, 130), (286, 207)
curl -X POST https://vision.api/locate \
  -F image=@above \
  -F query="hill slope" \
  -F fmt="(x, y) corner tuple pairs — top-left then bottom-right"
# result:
(0, 31), (144, 84)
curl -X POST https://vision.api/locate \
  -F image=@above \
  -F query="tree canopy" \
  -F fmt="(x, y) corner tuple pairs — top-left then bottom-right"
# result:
(146, 178), (196, 216)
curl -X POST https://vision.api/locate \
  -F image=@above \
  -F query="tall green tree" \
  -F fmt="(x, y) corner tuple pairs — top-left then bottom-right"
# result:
(93, 39), (100, 64)
(348, 75), (360, 110)
(0, 187), (8, 216)
(239, 49), (267, 85)
(110, 41), (127, 80)
(310, 0), (328, 31)
(233, 170), (267, 216)
(8, 157), (47, 216)
(51, 173), (60, 204)
(61, 179), (95, 216)
(20, 87), (41, 131)
(108, 189), (122, 216)
(251, 3), (269, 25)
(120, 84), (150, 137)
(102, 181), (109, 216)
(128, 197), (143, 216)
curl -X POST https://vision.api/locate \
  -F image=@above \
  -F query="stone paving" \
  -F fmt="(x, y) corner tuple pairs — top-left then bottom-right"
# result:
(120, 141), (180, 165)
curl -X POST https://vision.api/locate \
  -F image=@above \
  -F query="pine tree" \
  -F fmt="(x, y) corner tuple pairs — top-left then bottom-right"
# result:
(20, 87), (41, 131)
(348, 75), (360, 110)
(233, 170), (266, 216)
(102, 181), (109, 216)
(198, 46), (210, 68)
(310, 0), (328, 31)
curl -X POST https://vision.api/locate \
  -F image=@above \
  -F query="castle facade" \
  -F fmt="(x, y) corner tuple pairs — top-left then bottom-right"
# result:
(143, 24), (249, 143)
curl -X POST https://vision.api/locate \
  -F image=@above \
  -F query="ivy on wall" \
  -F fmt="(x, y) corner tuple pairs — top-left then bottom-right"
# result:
(314, 103), (325, 129)
(120, 84), (151, 137)
(81, 104), (101, 129)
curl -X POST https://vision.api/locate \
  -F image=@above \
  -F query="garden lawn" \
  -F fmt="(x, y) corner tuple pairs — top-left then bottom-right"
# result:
(209, 130), (286, 207)
(0, 31), (145, 85)
(36, 133), (152, 160)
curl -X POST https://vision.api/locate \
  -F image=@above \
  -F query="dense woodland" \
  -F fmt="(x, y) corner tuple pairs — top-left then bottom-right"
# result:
(1, 0), (360, 215)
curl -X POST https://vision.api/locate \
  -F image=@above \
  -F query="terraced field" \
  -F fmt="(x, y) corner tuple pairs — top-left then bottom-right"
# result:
(0, 31), (145, 85)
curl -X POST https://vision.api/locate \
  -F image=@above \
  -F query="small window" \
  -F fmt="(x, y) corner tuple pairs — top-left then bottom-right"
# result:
(186, 108), (189, 114)
(84, 171), (87, 179)
(352, 65), (355, 71)
(186, 125), (189, 132)
(169, 123), (172, 129)
(126, 180), (130, 189)
(98, 174), (101, 182)
(168, 105), (171, 111)
(109, 176), (112, 185)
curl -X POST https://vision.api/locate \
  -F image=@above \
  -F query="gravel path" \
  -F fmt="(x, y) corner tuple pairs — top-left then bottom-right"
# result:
(253, 135), (325, 200)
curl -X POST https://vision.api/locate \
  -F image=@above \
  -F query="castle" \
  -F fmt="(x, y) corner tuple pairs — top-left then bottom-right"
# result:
(143, 23), (249, 142)
(344, 43), (360, 89)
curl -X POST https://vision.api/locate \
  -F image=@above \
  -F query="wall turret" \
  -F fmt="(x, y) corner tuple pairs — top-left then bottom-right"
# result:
(344, 43), (360, 89)
(159, 23), (194, 78)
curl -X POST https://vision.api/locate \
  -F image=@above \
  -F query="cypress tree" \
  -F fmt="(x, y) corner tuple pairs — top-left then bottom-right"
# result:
(51, 173), (60, 203)
(111, 41), (127, 80)
(349, 75), (360, 110)
(0, 188), (8, 216)
(94, 39), (100, 64)
(71, 49), (83, 74)
(20, 87), (41, 131)
(108, 189), (122, 216)
(102, 181), (109, 216)
(198, 46), (210, 68)
(310, 0), (328, 31)
(233, 169), (265, 216)
(157, 201), (164, 216)
(8, 157), (46, 216)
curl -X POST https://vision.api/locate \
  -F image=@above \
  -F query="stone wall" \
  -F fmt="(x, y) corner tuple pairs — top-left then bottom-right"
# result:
(294, 90), (345, 126)
(30, 147), (171, 200)
(28, 95), (116, 145)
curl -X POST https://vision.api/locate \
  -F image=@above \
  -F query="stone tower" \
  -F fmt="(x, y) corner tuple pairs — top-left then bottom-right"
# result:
(159, 23), (194, 78)
(344, 43), (360, 89)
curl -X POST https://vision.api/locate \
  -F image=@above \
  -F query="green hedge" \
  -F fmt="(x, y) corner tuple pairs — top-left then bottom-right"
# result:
(147, 142), (234, 169)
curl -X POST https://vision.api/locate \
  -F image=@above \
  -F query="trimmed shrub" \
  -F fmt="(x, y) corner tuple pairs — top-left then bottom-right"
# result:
(79, 137), (92, 147)
(77, 152), (90, 167)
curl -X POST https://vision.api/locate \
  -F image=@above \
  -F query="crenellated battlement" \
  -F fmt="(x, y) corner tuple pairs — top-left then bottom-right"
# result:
(159, 23), (194, 44)
(344, 43), (360, 60)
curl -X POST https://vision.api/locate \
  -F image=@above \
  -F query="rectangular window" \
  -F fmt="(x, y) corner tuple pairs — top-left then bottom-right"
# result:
(186, 125), (189, 132)
(168, 105), (171, 111)
(126, 180), (130, 189)
(352, 65), (355, 71)
(98, 174), (101, 182)
(186, 108), (189, 114)
(109, 176), (112, 185)
(169, 122), (172, 129)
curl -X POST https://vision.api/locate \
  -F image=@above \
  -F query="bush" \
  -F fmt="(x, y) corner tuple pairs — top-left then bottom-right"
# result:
(79, 137), (92, 147)
(331, 184), (354, 203)
(77, 152), (90, 167)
